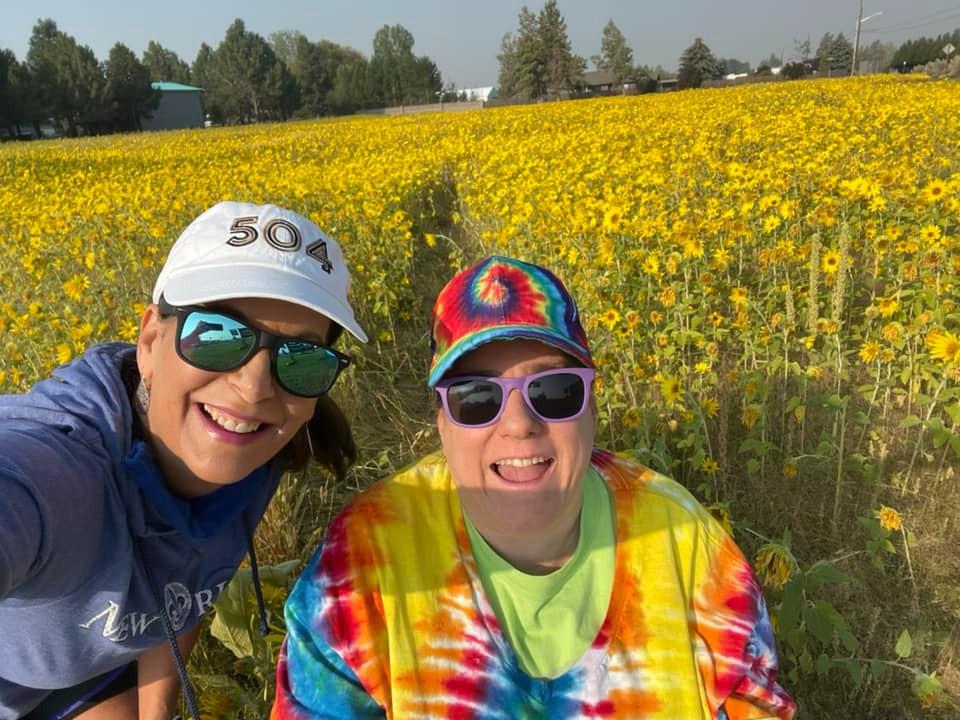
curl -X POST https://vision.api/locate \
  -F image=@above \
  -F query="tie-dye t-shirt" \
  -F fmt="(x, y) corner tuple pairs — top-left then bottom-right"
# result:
(272, 450), (796, 720)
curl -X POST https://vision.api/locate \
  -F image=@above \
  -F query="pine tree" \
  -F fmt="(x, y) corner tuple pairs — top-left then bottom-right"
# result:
(829, 33), (853, 75)
(497, 2), (582, 101)
(538, 0), (583, 98)
(513, 6), (545, 100)
(677, 37), (719, 89)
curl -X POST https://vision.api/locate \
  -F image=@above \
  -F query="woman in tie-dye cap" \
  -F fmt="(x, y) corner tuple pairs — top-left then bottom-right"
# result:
(273, 256), (796, 720)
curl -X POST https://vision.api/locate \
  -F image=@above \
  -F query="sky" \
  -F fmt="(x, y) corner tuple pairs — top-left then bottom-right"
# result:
(2, 1), (959, 88)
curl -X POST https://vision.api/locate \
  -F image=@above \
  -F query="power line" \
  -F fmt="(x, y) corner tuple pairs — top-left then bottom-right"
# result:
(862, 6), (960, 34)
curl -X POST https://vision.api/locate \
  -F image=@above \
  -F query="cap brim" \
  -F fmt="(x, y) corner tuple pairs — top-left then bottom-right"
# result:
(428, 325), (594, 387)
(159, 263), (368, 343)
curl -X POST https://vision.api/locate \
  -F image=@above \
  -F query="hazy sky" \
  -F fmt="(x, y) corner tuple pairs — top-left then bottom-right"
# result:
(2, 1), (959, 88)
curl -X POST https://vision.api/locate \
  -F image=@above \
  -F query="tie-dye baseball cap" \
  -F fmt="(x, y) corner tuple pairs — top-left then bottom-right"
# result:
(428, 256), (594, 386)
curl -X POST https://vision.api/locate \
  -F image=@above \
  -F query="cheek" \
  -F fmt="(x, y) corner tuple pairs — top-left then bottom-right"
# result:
(284, 397), (318, 429)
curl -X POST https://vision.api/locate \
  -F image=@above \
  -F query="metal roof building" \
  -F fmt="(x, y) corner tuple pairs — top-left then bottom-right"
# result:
(141, 82), (204, 131)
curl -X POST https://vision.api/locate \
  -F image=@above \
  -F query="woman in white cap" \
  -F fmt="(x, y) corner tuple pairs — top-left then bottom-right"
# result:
(0, 202), (367, 720)
(272, 256), (795, 719)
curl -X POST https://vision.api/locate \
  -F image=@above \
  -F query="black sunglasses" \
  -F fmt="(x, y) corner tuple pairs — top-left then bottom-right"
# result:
(158, 298), (351, 397)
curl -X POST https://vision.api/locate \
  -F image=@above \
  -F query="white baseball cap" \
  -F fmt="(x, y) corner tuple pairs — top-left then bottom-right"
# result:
(152, 201), (368, 343)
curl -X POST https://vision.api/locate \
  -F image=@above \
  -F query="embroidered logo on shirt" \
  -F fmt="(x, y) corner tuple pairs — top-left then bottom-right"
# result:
(79, 581), (227, 642)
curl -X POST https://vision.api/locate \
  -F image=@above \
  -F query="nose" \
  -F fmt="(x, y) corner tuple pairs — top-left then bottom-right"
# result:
(227, 349), (276, 403)
(497, 387), (542, 437)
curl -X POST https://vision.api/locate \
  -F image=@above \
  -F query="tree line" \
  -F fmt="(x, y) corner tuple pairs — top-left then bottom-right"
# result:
(3, 8), (958, 136)
(0, 18), (443, 137)
(495, 1), (960, 98)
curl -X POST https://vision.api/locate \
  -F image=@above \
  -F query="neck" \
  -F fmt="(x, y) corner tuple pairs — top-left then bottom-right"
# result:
(473, 499), (584, 575)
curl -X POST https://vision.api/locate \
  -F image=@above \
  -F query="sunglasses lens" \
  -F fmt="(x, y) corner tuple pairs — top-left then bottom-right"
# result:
(446, 379), (503, 426)
(276, 343), (341, 396)
(178, 310), (255, 371)
(528, 372), (586, 420)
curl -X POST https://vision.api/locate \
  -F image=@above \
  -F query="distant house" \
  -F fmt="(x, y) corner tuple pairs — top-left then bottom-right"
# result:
(141, 82), (204, 131)
(459, 86), (495, 102)
(582, 69), (627, 94)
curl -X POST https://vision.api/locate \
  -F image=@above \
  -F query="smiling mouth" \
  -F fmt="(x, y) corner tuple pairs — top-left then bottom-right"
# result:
(492, 456), (554, 483)
(201, 403), (264, 434)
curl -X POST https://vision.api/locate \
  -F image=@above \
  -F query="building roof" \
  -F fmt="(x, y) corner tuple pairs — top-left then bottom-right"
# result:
(151, 82), (203, 92)
(582, 69), (617, 86)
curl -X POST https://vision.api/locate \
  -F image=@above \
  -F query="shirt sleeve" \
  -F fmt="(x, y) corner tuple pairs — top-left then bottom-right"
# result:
(270, 544), (386, 720)
(690, 515), (797, 720)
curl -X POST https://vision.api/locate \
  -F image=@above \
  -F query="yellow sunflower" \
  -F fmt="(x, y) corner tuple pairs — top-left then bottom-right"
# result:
(821, 249), (841, 274)
(926, 329), (960, 364)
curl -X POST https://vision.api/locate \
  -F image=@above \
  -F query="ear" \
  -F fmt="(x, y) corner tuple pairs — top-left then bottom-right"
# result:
(136, 304), (164, 387)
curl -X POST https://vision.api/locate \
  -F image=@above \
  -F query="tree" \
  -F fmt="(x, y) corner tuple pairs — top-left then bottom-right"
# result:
(268, 30), (308, 74)
(497, 2), (583, 101)
(593, 19), (633, 92)
(0, 50), (18, 131)
(794, 36), (812, 63)
(104, 42), (159, 131)
(497, 32), (519, 98)
(762, 52), (782, 68)
(677, 37), (720, 89)
(293, 39), (367, 116)
(828, 33), (853, 75)
(891, 29), (960, 71)
(858, 40), (896, 74)
(27, 20), (106, 136)
(512, 6), (545, 100)
(142, 41), (191, 84)
(815, 33), (834, 73)
(191, 43), (218, 119)
(718, 57), (750, 74)
(205, 19), (282, 121)
(367, 24), (441, 106)
(329, 55), (370, 113)
(537, 0), (584, 98)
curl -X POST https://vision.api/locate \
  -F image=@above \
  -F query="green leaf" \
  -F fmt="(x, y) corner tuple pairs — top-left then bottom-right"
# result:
(746, 458), (761, 474)
(815, 653), (832, 675)
(840, 658), (864, 685)
(785, 396), (803, 414)
(210, 560), (299, 660)
(837, 625), (859, 653)
(945, 402), (960, 426)
(895, 629), (912, 658)
(899, 415), (922, 429)
(804, 605), (834, 645)
(779, 577), (804, 633)
(950, 433), (960, 459)
(806, 561), (851, 585)
(869, 659), (888, 681)
(826, 394), (846, 409)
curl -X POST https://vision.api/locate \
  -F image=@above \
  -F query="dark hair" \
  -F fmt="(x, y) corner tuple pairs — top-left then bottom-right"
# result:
(278, 394), (356, 480)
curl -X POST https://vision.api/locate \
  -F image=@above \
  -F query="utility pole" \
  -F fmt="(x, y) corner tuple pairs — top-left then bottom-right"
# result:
(852, 0), (864, 75)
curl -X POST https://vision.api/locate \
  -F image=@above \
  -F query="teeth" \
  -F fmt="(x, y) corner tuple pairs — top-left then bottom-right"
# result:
(203, 404), (262, 434)
(496, 456), (548, 468)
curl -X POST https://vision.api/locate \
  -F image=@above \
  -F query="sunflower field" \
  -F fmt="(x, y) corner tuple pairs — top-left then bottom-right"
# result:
(1, 74), (959, 718)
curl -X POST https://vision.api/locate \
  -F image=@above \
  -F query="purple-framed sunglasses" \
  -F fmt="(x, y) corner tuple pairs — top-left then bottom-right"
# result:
(435, 367), (596, 428)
